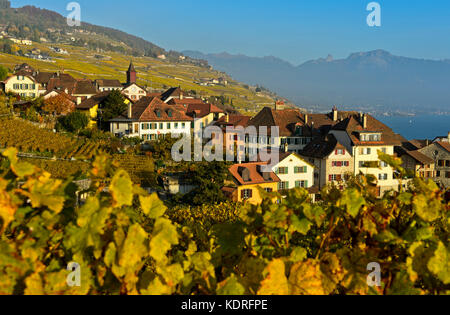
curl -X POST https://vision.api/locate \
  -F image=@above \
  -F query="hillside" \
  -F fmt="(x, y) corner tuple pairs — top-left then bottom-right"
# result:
(0, 1), (293, 114)
(184, 50), (450, 115)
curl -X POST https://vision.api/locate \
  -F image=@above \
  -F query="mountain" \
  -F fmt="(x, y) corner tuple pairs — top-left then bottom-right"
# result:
(184, 50), (450, 113)
(0, 0), (181, 59)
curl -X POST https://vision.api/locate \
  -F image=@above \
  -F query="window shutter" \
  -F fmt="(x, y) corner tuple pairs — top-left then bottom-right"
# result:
(305, 180), (308, 188)
(329, 175), (332, 181)
(249, 189), (253, 198)
(241, 190), (245, 200)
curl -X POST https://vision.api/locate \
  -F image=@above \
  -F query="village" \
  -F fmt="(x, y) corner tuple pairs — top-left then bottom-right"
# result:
(1, 61), (449, 205)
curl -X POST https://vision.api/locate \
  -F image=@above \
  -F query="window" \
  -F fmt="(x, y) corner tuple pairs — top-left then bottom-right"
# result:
(380, 161), (388, 168)
(446, 172), (450, 179)
(438, 160), (444, 167)
(167, 110), (173, 118)
(159, 123), (164, 129)
(278, 182), (289, 190)
(182, 123), (186, 128)
(175, 123), (179, 129)
(264, 188), (273, 193)
(276, 167), (288, 175)
(446, 160), (450, 167)
(156, 110), (162, 118)
(167, 123), (171, 129)
(329, 174), (342, 182)
(241, 189), (253, 200)
(378, 174), (388, 181)
(360, 148), (372, 155)
(336, 149), (346, 155)
(294, 166), (307, 174)
(295, 180), (308, 188)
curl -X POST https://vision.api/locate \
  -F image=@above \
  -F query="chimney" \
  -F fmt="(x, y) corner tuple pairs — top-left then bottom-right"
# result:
(448, 131), (450, 141)
(76, 97), (81, 105)
(225, 114), (229, 123)
(284, 142), (289, 153)
(362, 114), (368, 129)
(127, 103), (132, 119)
(332, 106), (338, 121)
(304, 114), (309, 125)
(180, 91), (183, 100)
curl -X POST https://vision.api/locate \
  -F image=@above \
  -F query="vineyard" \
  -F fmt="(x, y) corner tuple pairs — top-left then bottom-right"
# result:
(113, 154), (157, 187)
(0, 148), (448, 295)
(19, 158), (90, 179)
(0, 117), (102, 159)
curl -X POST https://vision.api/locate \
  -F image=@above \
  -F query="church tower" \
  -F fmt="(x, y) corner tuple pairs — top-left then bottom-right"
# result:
(126, 61), (136, 84)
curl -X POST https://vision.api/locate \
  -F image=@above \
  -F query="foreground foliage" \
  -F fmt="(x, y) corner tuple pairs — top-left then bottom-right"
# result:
(0, 148), (448, 295)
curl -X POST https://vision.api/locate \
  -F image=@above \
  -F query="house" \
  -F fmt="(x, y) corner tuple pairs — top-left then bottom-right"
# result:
(418, 141), (450, 188)
(163, 174), (196, 195)
(95, 79), (123, 92)
(122, 82), (147, 102)
(77, 91), (132, 128)
(1, 73), (39, 98)
(396, 148), (435, 179)
(227, 162), (280, 204)
(215, 114), (252, 156)
(109, 96), (193, 140)
(272, 152), (315, 192)
(185, 103), (225, 130)
(160, 87), (194, 103)
(328, 112), (406, 196)
(301, 134), (354, 190)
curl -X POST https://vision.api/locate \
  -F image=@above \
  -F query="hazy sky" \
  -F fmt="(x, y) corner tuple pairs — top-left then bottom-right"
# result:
(12, 0), (450, 65)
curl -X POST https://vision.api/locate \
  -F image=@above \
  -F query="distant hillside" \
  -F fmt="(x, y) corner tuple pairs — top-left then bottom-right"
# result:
(184, 50), (450, 114)
(0, 0), (180, 59)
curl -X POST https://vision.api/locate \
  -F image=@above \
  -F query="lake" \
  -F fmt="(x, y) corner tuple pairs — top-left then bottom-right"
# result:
(376, 115), (450, 140)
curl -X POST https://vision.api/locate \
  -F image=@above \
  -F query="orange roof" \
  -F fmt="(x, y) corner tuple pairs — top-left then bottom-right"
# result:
(229, 162), (280, 186)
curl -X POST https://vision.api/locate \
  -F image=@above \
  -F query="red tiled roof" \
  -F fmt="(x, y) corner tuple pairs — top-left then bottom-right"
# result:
(216, 115), (251, 128)
(229, 162), (280, 186)
(186, 103), (224, 118)
(436, 141), (450, 153)
(95, 79), (123, 87)
(332, 114), (406, 146)
(301, 134), (347, 159)
(111, 96), (193, 122)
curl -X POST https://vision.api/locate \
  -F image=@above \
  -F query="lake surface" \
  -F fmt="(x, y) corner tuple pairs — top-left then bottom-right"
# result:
(376, 115), (450, 140)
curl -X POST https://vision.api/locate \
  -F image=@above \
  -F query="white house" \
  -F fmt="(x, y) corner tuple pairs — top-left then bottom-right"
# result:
(272, 152), (315, 191)
(109, 96), (193, 140)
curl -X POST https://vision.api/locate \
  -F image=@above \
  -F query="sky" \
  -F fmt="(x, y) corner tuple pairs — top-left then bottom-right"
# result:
(12, 0), (450, 65)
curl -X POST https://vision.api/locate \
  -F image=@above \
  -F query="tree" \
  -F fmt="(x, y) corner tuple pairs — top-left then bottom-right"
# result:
(43, 94), (75, 116)
(57, 111), (89, 133)
(183, 161), (230, 205)
(0, 65), (7, 81)
(100, 90), (126, 129)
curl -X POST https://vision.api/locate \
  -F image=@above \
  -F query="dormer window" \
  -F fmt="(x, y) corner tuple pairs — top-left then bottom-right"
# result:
(155, 110), (162, 118)
(167, 109), (173, 118)
(360, 133), (381, 142)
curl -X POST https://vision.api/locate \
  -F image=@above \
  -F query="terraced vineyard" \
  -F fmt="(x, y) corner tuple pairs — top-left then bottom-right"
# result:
(113, 154), (157, 187)
(19, 158), (90, 179)
(0, 117), (101, 159)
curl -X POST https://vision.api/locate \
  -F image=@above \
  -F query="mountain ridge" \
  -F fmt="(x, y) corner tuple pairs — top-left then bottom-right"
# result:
(184, 49), (450, 114)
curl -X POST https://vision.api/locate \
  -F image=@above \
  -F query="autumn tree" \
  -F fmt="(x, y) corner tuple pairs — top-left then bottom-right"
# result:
(43, 94), (75, 116)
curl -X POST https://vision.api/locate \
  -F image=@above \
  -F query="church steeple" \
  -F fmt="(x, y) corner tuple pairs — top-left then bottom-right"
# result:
(126, 61), (136, 84)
